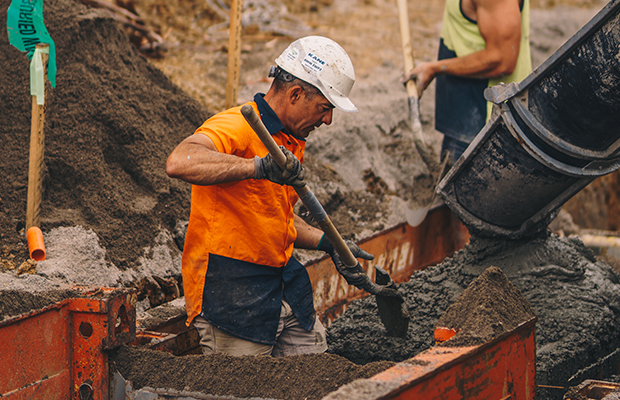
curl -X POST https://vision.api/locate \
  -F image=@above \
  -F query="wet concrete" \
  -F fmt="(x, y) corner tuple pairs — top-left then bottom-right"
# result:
(327, 231), (620, 400)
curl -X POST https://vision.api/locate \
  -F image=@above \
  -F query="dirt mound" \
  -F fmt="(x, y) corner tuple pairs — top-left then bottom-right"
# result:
(0, 289), (79, 321)
(435, 266), (535, 347)
(0, 0), (209, 274)
(111, 344), (395, 400)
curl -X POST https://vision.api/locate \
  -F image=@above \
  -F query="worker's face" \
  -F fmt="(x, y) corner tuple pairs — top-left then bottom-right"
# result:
(287, 88), (334, 138)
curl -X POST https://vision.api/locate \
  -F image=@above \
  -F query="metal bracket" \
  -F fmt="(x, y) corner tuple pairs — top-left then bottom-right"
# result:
(484, 81), (522, 104)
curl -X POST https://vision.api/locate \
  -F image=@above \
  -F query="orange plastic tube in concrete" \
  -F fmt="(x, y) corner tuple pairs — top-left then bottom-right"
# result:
(26, 226), (46, 261)
(434, 326), (458, 343)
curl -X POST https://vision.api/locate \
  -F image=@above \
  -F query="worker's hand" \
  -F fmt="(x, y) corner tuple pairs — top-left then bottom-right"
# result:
(401, 62), (435, 97)
(254, 146), (305, 187)
(318, 236), (374, 289)
(336, 261), (369, 289)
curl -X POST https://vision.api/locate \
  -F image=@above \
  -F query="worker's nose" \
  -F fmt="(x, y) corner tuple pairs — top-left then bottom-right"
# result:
(322, 109), (333, 126)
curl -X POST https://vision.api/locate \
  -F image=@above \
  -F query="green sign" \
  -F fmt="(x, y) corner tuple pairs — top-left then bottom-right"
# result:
(7, 0), (57, 87)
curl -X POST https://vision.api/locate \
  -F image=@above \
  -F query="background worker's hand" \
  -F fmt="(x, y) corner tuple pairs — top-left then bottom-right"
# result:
(318, 236), (374, 289)
(401, 61), (435, 97)
(254, 146), (305, 186)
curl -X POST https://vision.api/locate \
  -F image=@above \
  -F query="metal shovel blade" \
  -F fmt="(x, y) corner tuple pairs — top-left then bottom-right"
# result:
(406, 204), (431, 227)
(405, 152), (451, 227)
(374, 266), (410, 338)
(404, 96), (442, 227)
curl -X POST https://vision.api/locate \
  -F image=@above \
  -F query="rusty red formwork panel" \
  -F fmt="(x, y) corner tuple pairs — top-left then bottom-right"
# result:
(0, 288), (137, 400)
(308, 205), (470, 324)
(329, 317), (536, 400)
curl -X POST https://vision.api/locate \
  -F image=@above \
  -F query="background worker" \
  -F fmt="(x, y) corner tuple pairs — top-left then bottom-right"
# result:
(166, 36), (373, 357)
(404, 0), (531, 163)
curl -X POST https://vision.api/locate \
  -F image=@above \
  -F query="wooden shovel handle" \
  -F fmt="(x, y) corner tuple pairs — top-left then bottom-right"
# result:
(397, 0), (418, 100)
(225, 0), (243, 109)
(397, 0), (436, 169)
(241, 104), (358, 267)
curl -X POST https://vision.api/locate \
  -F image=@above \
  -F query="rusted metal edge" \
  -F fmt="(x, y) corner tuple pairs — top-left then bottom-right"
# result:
(0, 288), (136, 328)
(0, 299), (69, 328)
(134, 327), (201, 356)
(377, 317), (536, 380)
(349, 317), (537, 400)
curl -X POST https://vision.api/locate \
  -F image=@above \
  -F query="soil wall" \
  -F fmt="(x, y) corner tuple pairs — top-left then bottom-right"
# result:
(0, 0), (209, 274)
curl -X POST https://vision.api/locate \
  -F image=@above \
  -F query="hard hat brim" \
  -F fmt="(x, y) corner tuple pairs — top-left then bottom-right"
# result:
(328, 94), (357, 113)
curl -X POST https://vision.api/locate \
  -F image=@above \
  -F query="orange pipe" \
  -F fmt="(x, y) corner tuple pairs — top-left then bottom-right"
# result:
(26, 226), (46, 261)
(434, 326), (458, 343)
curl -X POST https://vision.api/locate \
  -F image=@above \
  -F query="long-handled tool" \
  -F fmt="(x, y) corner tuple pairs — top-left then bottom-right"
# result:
(224, 0), (243, 109)
(241, 104), (410, 337)
(397, 0), (443, 227)
(26, 43), (49, 262)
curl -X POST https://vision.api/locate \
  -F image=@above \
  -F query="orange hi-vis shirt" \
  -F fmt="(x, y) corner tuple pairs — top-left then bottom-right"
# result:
(182, 98), (307, 332)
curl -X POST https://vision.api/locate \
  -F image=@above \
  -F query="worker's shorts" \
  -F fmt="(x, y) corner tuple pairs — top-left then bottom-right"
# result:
(194, 299), (327, 357)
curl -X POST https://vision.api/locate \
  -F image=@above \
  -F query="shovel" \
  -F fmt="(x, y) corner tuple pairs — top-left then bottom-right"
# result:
(405, 153), (450, 226)
(397, 0), (442, 227)
(241, 104), (410, 337)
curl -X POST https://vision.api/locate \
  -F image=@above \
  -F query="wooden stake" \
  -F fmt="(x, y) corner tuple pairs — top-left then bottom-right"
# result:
(225, 0), (243, 109)
(26, 43), (48, 230)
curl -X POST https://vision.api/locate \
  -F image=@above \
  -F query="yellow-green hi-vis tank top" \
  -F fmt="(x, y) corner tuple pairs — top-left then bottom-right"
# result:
(440, 0), (532, 119)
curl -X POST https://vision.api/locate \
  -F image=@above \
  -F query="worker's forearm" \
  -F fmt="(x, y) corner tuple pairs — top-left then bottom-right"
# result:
(431, 48), (513, 80)
(166, 142), (255, 185)
(294, 217), (323, 250)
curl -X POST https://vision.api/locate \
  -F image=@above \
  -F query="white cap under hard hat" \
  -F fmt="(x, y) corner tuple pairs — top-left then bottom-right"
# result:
(275, 36), (357, 113)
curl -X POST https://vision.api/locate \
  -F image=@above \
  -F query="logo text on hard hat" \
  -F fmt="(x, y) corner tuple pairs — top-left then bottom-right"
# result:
(285, 48), (299, 62)
(302, 52), (326, 75)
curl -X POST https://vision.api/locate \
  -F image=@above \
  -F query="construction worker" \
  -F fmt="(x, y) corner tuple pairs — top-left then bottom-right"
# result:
(403, 0), (531, 163)
(166, 36), (373, 357)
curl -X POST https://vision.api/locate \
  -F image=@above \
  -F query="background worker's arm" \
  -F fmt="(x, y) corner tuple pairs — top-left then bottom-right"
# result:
(405, 0), (522, 95)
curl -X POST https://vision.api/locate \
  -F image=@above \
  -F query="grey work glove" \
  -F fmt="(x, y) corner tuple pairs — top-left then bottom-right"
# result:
(318, 235), (374, 289)
(254, 146), (305, 187)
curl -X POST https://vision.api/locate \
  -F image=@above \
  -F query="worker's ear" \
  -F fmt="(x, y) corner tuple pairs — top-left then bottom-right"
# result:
(288, 85), (304, 105)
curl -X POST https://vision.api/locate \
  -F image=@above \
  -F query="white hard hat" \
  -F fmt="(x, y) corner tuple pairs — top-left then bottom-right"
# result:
(275, 36), (357, 112)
